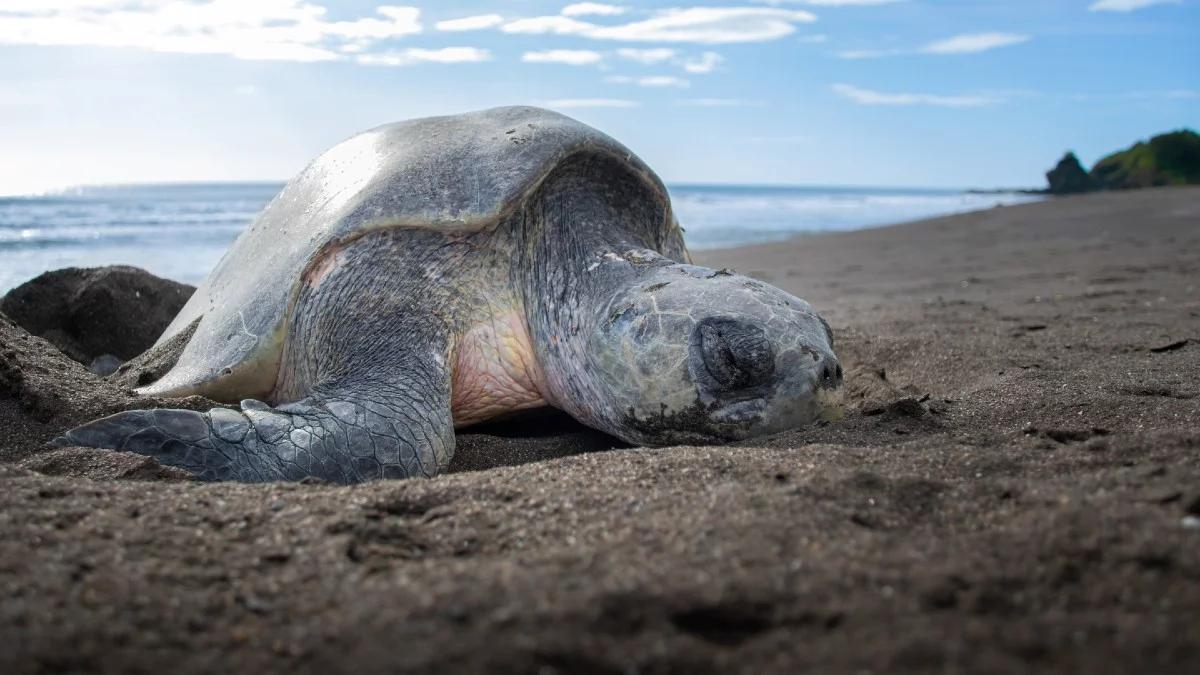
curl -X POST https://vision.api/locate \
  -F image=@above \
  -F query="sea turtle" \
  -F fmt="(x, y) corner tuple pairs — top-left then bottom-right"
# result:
(55, 106), (843, 483)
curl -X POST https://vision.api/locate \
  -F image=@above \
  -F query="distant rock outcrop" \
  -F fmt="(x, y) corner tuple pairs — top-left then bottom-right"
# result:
(1046, 152), (1093, 195)
(1045, 129), (1200, 195)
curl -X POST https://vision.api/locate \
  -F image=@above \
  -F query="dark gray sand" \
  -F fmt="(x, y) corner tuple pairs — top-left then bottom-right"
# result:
(1, 187), (1198, 673)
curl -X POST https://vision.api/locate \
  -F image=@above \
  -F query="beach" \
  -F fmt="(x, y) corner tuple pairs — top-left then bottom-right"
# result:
(1, 187), (1198, 672)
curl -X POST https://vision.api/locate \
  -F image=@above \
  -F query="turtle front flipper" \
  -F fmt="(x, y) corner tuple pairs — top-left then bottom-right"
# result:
(52, 225), (477, 483)
(53, 375), (455, 484)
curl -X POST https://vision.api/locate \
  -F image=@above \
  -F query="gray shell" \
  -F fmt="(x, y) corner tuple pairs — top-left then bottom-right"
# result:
(142, 106), (670, 399)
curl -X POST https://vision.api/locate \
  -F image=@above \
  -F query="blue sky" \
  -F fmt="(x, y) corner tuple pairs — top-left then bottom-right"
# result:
(0, 0), (1196, 194)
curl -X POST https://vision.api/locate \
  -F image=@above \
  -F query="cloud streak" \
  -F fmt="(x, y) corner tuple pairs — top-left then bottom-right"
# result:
(357, 47), (491, 66)
(561, 3), (627, 17)
(435, 14), (503, 32)
(502, 7), (816, 44)
(832, 83), (1000, 107)
(522, 49), (604, 66)
(682, 51), (725, 73)
(606, 75), (691, 88)
(616, 47), (678, 64)
(838, 31), (1031, 59)
(836, 48), (901, 59)
(614, 48), (724, 75)
(920, 32), (1030, 54)
(1089, 0), (1181, 11)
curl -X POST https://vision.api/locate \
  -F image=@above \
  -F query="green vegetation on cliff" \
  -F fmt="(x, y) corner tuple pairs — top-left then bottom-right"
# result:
(1045, 129), (1200, 195)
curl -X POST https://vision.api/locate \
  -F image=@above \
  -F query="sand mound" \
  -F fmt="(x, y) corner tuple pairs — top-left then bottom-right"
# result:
(1, 266), (193, 368)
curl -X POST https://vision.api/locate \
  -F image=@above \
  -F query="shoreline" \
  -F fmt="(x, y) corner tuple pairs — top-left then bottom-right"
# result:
(1, 179), (1037, 199)
(688, 189), (1048, 253)
(0, 182), (1043, 293)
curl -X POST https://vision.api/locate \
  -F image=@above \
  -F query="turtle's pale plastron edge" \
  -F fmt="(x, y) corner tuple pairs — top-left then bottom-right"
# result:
(55, 107), (843, 483)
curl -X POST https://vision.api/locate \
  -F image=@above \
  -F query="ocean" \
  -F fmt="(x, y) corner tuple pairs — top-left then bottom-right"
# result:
(0, 183), (1041, 292)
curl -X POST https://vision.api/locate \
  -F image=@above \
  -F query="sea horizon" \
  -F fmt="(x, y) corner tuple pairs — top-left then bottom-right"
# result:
(0, 181), (1043, 292)
(1, 179), (1044, 199)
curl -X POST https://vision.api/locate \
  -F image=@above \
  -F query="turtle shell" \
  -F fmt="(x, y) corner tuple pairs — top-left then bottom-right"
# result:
(141, 106), (674, 400)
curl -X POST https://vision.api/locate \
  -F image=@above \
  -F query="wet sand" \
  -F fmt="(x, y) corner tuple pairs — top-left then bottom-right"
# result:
(1, 187), (1198, 673)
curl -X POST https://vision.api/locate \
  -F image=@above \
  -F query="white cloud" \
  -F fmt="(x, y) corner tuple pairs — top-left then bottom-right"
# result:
(614, 48), (724, 75)
(592, 8), (816, 43)
(8, 1), (255, 11)
(357, 47), (491, 66)
(544, 98), (641, 108)
(0, 1), (425, 63)
(921, 32), (1030, 55)
(1089, 0), (1181, 11)
(323, 6), (421, 40)
(832, 83), (999, 107)
(682, 51), (725, 73)
(522, 49), (604, 65)
(606, 75), (690, 88)
(502, 15), (594, 35)
(502, 8), (815, 44)
(561, 3), (627, 17)
(617, 47), (677, 64)
(0, 1), (178, 12)
(435, 14), (503, 31)
(233, 84), (259, 95)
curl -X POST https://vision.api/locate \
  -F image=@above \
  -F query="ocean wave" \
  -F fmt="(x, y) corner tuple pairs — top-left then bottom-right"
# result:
(672, 186), (1040, 247)
(1, 182), (1042, 292)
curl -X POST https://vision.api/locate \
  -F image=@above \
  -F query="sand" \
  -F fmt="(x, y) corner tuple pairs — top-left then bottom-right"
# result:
(1, 187), (1198, 673)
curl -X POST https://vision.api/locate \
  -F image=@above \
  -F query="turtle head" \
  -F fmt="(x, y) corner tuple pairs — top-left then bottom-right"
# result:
(577, 261), (843, 446)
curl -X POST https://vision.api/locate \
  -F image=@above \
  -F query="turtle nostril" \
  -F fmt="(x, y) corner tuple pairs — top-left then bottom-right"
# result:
(819, 358), (844, 390)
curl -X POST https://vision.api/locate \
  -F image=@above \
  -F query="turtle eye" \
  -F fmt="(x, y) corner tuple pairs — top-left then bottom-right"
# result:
(690, 318), (775, 392)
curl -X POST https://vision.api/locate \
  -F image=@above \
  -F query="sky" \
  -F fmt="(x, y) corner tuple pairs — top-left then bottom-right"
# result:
(0, 0), (1197, 194)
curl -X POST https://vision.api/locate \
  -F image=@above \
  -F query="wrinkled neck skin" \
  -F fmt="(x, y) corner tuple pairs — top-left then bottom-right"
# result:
(515, 152), (687, 434)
